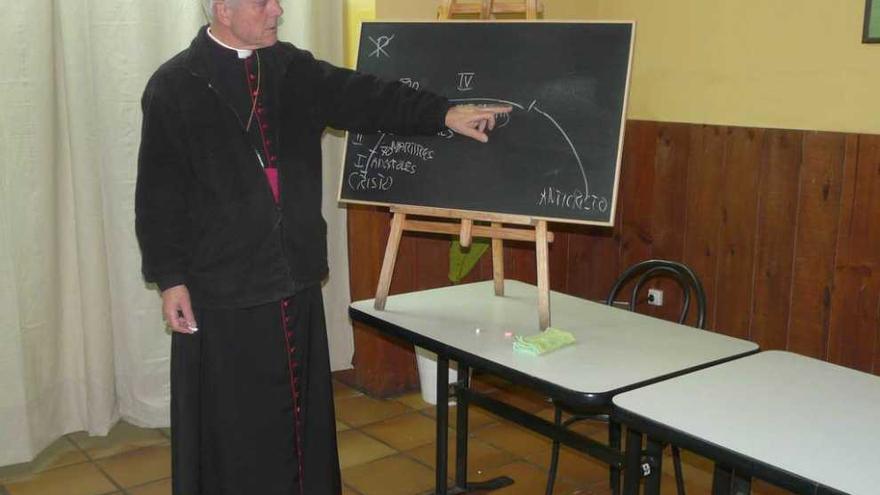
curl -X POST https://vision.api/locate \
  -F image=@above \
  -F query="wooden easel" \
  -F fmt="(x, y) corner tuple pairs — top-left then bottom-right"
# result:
(373, 0), (554, 330)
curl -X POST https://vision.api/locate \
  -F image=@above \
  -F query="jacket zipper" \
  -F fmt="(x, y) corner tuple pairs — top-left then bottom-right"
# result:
(203, 80), (279, 205)
(193, 71), (295, 286)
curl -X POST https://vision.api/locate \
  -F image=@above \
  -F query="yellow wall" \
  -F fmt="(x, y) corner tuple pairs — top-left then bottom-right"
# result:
(344, 0), (376, 67)
(374, 0), (880, 134)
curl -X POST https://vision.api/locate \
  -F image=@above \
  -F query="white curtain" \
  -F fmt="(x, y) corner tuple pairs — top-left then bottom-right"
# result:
(0, 0), (351, 466)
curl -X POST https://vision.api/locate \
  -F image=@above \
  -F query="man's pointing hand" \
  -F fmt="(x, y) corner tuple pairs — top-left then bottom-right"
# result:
(444, 104), (513, 143)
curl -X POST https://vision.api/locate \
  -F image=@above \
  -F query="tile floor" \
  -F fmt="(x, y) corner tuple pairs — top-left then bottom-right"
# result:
(0, 376), (792, 495)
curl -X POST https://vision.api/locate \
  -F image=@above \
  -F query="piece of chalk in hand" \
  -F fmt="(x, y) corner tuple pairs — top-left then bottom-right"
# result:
(188, 325), (199, 333)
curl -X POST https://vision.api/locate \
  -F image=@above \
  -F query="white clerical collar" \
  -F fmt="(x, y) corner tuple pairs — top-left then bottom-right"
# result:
(207, 27), (253, 59)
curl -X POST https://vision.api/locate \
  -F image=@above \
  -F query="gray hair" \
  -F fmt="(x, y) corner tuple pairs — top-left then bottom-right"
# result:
(201, 0), (239, 22)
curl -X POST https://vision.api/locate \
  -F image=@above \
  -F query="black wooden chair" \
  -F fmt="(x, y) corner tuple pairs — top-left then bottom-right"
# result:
(544, 259), (707, 495)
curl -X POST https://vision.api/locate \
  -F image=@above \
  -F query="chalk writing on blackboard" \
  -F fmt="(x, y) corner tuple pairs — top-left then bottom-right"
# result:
(348, 132), (432, 192)
(369, 35), (395, 58)
(399, 77), (420, 90)
(457, 72), (476, 92)
(537, 187), (609, 213)
(346, 92), (607, 215)
(380, 140), (435, 161)
(449, 97), (590, 198)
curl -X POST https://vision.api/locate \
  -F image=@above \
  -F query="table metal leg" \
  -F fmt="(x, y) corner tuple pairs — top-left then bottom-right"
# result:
(712, 464), (752, 495)
(454, 363), (470, 490)
(731, 471), (752, 495)
(609, 420), (622, 495)
(545, 406), (562, 495)
(622, 428), (643, 495)
(436, 356), (449, 495)
(713, 463), (732, 495)
(644, 437), (664, 495)
(447, 366), (514, 494)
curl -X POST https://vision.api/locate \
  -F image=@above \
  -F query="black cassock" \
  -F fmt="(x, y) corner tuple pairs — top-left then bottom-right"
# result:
(171, 287), (340, 495)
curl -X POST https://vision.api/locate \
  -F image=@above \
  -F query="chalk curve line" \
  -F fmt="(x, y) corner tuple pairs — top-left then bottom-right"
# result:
(450, 97), (589, 196)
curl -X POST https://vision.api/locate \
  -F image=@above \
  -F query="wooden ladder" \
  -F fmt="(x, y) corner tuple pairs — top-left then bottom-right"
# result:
(438, 0), (542, 19)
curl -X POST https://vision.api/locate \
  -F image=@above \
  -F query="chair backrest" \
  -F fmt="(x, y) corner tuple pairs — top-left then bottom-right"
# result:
(604, 259), (707, 329)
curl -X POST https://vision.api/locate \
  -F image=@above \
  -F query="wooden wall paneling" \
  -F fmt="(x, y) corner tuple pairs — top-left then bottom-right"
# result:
(390, 232), (418, 294)
(503, 241), (538, 285)
(346, 205), (384, 390)
(347, 205), (388, 300)
(786, 132), (847, 360)
(411, 233), (452, 291)
(347, 205), (421, 395)
(567, 118), (629, 303)
(648, 123), (691, 322)
(460, 236), (493, 285)
(349, 320), (420, 394)
(682, 125), (727, 331)
(567, 226), (620, 301)
(712, 127), (764, 339)
(750, 129), (802, 350)
(828, 134), (880, 373)
(547, 228), (570, 293)
(618, 120), (658, 270)
(614, 120), (658, 313)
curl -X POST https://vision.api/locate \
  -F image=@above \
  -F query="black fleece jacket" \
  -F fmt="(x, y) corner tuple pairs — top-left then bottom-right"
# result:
(136, 27), (450, 308)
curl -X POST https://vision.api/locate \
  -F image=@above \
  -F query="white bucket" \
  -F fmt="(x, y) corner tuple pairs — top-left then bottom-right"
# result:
(415, 346), (458, 405)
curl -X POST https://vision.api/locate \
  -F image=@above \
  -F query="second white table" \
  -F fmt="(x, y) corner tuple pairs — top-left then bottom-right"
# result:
(614, 351), (880, 495)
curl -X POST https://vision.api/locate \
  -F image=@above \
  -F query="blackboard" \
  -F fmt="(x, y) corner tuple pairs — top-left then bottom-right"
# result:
(338, 22), (634, 226)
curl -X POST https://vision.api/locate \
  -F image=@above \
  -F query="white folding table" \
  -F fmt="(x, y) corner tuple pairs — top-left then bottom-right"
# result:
(350, 281), (758, 494)
(613, 351), (880, 495)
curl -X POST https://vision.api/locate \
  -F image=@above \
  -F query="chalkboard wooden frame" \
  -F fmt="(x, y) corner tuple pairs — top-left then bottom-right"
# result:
(337, 20), (636, 227)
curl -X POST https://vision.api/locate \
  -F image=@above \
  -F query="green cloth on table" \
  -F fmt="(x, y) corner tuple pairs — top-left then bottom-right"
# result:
(513, 327), (576, 356)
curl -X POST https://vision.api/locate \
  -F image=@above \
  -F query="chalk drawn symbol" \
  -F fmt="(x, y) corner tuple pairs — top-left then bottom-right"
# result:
(450, 97), (525, 110)
(457, 72), (476, 92)
(496, 112), (511, 129)
(369, 35), (395, 58)
(527, 100), (589, 197)
(352, 133), (364, 146)
(399, 78), (420, 90)
(449, 97), (590, 197)
(355, 153), (369, 169)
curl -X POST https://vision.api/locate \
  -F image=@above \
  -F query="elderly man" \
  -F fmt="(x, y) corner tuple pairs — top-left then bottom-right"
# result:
(135, 0), (508, 494)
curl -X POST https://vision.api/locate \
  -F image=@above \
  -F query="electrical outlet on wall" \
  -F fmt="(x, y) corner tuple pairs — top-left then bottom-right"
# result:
(648, 288), (664, 306)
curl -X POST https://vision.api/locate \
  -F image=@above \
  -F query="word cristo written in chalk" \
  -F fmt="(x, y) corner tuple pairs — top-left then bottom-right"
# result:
(339, 22), (634, 226)
(348, 139), (437, 190)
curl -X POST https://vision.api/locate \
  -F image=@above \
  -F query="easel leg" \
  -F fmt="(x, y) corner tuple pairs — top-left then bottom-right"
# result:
(375, 212), (405, 310)
(480, 0), (493, 18)
(459, 219), (474, 248)
(526, 0), (538, 18)
(491, 222), (505, 296)
(536, 220), (551, 329)
(438, 0), (454, 18)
